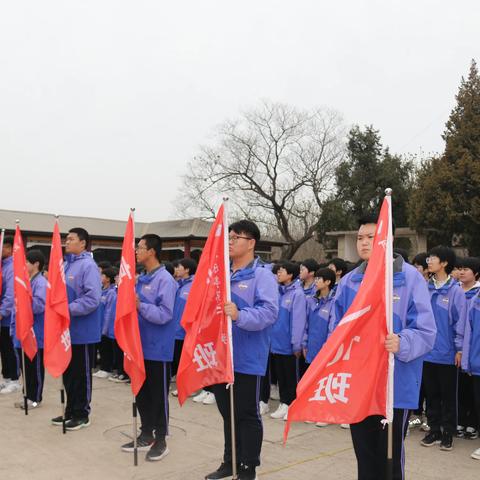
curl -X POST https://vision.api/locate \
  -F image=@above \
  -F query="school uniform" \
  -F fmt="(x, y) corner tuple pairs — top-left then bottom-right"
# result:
(171, 275), (194, 377)
(423, 277), (466, 436)
(12, 272), (47, 402)
(135, 265), (177, 440)
(332, 255), (436, 480)
(211, 258), (278, 469)
(63, 252), (102, 421)
(270, 281), (307, 406)
(0, 256), (19, 381)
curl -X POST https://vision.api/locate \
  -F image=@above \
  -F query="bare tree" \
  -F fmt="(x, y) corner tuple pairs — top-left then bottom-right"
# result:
(176, 101), (345, 259)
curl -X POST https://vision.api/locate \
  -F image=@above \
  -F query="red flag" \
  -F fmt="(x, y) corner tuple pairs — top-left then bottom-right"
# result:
(177, 203), (233, 405)
(13, 225), (38, 361)
(114, 211), (146, 396)
(44, 220), (72, 377)
(284, 194), (394, 441)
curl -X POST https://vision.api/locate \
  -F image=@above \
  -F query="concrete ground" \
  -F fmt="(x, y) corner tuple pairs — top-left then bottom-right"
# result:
(0, 375), (479, 480)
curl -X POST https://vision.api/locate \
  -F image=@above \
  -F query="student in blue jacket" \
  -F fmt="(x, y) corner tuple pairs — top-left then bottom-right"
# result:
(51, 228), (102, 431)
(457, 257), (480, 440)
(461, 288), (480, 460)
(0, 236), (20, 394)
(332, 214), (436, 480)
(93, 267), (118, 379)
(12, 249), (47, 408)
(120, 234), (177, 463)
(269, 261), (307, 421)
(171, 258), (196, 381)
(299, 258), (319, 300)
(206, 220), (278, 480)
(421, 246), (466, 451)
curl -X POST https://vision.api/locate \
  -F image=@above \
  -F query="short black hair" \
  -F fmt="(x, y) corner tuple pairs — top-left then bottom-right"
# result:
(457, 256), (480, 278)
(140, 234), (162, 260)
(163, 261), (174, 276)
(412, 252), (428, 270)
(279, 261), (300, 280)
(358, 212), (396, 235)
(394, 248), (410, 264)
(428, 245), (456, 274)
(271, 262), (283, 275)
(179, 258), (198, 275)
(97, 260), (112, 271)
(301, 258), (320, 274)
(26, 249), (46, 271)
(229, 220), (260, 243)
(68, 228), (90, 250)
(314, 267), (336, 290)
(102, 267), (117, 285)
(3, 235), (14, 247)
(328, 258), (348, 278)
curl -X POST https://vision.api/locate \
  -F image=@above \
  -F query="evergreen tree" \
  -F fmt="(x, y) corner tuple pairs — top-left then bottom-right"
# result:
(409, 60), (480, 253)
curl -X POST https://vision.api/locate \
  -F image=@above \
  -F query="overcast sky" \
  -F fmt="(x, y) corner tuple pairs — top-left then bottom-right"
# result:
(1, 1), (478, 224)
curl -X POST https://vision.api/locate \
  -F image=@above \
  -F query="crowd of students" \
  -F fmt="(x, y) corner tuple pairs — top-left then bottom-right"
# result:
(1, 217), (480, 480)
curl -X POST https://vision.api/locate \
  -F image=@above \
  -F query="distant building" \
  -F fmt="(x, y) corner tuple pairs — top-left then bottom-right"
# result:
(0, 209), (285, 264)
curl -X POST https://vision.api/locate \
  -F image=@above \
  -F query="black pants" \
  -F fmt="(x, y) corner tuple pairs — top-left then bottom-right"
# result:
(413, 365), (426, 416)
(63, 344), (95, 420)
(112, 339), (126, 376)
(212, 372), (262, 467)
(423, 361), (458, 434)
(350, 409), (409, 480)
(0, 327), (19, 380)
(98, 336), (114, 372)
(474, 375), (480, 428)
(260, 355), (271, 403)
(458, 371), (477, 428)
(16, 348), (44, 402)
(273, 353), (299, 405)
(136, 360), (170, 439)
(171, 339), (184, 378)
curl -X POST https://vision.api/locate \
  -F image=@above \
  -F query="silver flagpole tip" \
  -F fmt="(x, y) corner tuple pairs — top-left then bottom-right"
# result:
(15, 219), (20, 225)
(223, 197), (229, 202)
(130, 208), (136, 212)
(385, 188), (393, 196)
(54, 214), (59, 219)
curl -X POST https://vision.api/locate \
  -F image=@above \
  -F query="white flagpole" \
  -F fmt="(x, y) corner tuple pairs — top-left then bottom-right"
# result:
(384, 188), (394, 479)
(222, 197), (237, 480)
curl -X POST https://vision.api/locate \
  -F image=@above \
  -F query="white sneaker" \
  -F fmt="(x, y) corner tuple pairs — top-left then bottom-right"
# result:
(316, 422), (329, 427)
(471, 447), (480, 460)
(93, 370), (111, 379)
(259, 401), (270, 415)
(0, 378), (12, 390)
(171, 389), (178, 397)
(192, 390), (209, 403)
(283, 410), (288, 421)
(14, 399), (41, 409)
(0, 380), (21, 395)
(304, 420), (314, 424)
(340, 424), (350, 429)
(270, 385), (280, 401)
(202, 392), (216, 405)
(270, 403), (288, 419)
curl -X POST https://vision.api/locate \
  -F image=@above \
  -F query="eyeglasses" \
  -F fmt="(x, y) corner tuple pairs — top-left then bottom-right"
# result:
(135, 246), (148, 251)
(228, 235), (253, 243)
(425, 256), (438, 264)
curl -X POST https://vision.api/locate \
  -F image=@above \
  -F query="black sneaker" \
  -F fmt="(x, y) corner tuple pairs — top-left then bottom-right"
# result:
(205, 462), (233, 480)
(51, 415), (71, 426)
(65, 417), (91, 431)
(238, 464), (257, 480)
(121, 434), (154, 452)
(420, 431), (442, 447)
(440, 432), (453, 451)
(145, 438), (169, 462)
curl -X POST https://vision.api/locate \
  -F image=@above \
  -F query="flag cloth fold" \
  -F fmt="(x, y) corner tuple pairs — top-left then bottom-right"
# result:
(13, 225), (37, 361)
(44, 220), (72, 377)
(177, 203), (233, 405)
(284, 194), (394, 442)
(114, 211), (146, 396)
